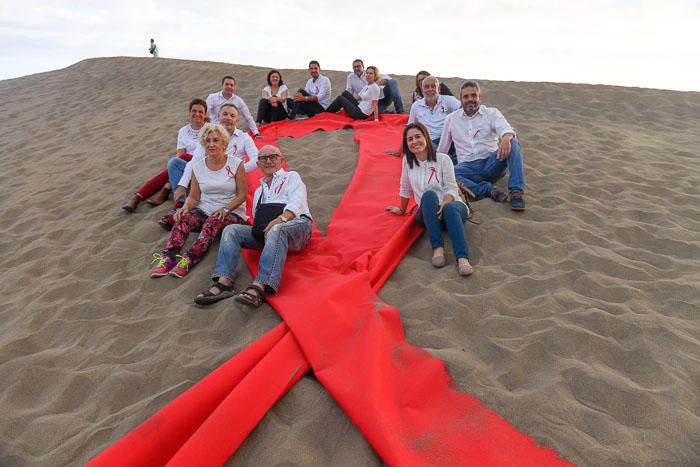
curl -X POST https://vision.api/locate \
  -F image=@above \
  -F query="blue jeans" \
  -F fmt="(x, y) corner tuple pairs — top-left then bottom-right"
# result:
(454, 139), (525, 198)
(414, 191), (469, 259)
(168, 157), (188, 203)
(432, 137), (457, 166)
(213, 217), (313, 293)
(379, 79), (404, 114)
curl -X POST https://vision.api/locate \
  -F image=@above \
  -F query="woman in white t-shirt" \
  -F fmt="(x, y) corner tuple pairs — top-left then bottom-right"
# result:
(325, 65), (380, 121)
(150, 123), (248, 279)
(123, 98), (208, 212)
(255, 69), (291, 126)
(385, 122), (474, 276)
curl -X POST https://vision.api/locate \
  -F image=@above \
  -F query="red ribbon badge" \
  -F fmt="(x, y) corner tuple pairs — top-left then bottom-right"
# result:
(225, 166), (234, 178)
(275, 178), (286, 194)
(427, 167), (439, 184)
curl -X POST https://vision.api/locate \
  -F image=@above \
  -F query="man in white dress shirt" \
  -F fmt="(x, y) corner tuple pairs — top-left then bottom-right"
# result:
(408, 76), (460, 161)
(289, 60), (331, 119)
(206, 76), (260, 137)
(438, 81), (526, 211)
(194, 145), (313, 307)
(345, 59), (404, 114)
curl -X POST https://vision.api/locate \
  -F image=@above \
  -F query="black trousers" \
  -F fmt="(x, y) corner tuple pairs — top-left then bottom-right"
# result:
(256, 98), (291, 124)
(325, 91), (370, 120)
(289, 89), (325, 118)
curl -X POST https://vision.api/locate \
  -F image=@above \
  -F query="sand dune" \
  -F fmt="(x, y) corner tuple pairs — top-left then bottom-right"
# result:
(0, 57), (699, 465)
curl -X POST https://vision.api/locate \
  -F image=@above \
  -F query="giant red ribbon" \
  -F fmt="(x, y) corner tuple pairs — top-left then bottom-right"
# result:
(90, 114), (571, 466)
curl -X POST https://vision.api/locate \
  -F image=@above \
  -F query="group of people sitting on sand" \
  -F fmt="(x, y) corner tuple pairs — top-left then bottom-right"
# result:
(122, 59), (527, 307)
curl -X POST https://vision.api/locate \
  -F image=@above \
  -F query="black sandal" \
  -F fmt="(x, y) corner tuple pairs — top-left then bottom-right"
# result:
(194, 281), (235, 306)
(234, 283), (266, 308)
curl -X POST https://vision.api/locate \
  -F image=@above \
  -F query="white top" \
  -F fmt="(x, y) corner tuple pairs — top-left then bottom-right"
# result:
(399, 152), (463, 207)
(176, 124), (202, 154)
(438, 105), (515, 163)
(407, 95), (461, 140)
(205, 91), (260, 135)
(253, 169), (312, 219)
(345, 71), (390, 99)
(263, 84), (289, 111)
(179, 128), (259, 187)
(192, 155), (246, 218)
(304, 75), (332, 109)
(357, 84), (380, 116)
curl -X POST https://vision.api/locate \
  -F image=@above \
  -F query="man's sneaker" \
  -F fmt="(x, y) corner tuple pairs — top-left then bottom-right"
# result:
(151, 253), (176, 277)
(510, 192), (526, 211)
(169, 255), (191, 278)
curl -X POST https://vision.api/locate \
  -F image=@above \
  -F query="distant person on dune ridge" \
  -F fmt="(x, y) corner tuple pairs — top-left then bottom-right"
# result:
(438, 80), (527, 211)
(148, 39), (158, 58)
(206, 76), (260, 137)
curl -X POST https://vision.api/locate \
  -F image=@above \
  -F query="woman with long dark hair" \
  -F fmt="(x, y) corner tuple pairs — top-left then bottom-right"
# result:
(385, 122), (473, 276)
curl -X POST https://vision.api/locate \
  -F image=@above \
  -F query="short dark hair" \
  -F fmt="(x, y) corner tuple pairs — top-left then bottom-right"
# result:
(308, 60), (320, 68)
(352, 59), (364, 67)
(189, 98), (207, 112)
(460, 80), (481, 93)
(402, 123), (436, 169)
(221, 75), (236, 85)
(219, 103), (238, 115)
(266, 69), (284, 86)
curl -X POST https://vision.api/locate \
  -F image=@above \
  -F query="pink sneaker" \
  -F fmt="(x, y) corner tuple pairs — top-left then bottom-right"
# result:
(151, 253), (176, 277)
(169, 255), (191, 278)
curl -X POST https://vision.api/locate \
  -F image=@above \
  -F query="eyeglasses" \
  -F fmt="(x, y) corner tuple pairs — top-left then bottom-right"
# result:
(258, 154), (280, 162)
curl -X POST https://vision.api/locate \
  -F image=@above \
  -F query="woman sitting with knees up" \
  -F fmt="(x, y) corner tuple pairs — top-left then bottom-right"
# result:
(385, 122), (474, 276)
(324, 65), (380, 121)
(256, 69), (292, 126)
(150, 123), (247, 279)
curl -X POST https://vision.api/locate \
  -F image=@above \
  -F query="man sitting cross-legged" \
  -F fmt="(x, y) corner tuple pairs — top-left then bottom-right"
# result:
(194, 145), (313, 307)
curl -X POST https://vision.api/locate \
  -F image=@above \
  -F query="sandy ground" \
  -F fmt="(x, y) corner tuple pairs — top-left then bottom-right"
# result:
(0, 57), (698, 466)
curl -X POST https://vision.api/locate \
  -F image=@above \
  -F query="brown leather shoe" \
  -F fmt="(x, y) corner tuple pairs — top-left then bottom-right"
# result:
(122, 194), (142, 213)
(145, 185), (171, 206)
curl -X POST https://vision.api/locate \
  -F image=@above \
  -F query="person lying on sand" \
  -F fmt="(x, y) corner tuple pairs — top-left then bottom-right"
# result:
(438, 80), (527, 211)
(150, 123), (248, 279)
(122, 98), (208, 212)
(195, 145), (313, 307)
(386, 123), (474, 276)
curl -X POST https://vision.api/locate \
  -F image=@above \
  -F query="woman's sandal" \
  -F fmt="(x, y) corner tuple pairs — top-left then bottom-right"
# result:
(234, 283), (266, 308)
(194, 281), (235, 306)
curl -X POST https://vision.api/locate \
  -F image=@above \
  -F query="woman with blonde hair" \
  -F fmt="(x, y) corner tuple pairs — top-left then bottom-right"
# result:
(151, 123), (247, 279)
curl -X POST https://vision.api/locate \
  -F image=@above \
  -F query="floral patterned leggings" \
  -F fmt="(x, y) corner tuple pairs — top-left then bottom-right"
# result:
(162, 208), (245, 265)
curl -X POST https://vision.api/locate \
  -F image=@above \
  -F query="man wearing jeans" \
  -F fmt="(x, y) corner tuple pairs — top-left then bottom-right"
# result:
(345, 59), (404, 114)
(438, 80), (526, 211)
(194, 145), (313, 307)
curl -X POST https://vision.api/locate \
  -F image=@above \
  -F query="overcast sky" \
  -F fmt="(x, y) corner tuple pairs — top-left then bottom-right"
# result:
(1, 0), (698, 91)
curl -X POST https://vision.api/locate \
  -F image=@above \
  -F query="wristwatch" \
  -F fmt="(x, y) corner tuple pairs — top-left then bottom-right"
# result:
(223, 207), (230, 213)
(278, 214), (288, 223)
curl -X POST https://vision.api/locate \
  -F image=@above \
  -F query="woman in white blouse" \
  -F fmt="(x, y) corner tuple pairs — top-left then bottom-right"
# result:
(325, 65), (380, 121)
(150, 123), (248, 279)
(255, 69), (291, 126)
(386, 122), (474, 276)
